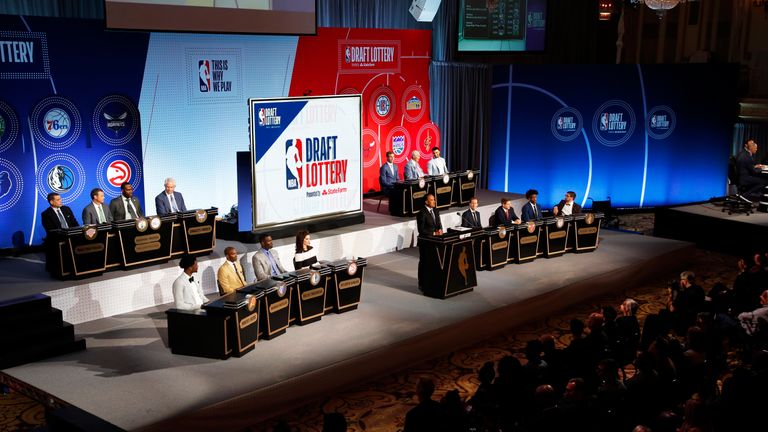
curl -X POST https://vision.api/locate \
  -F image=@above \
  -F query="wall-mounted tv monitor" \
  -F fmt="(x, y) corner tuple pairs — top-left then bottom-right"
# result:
(104, 0), (316, 35)
(458, 0), (547, 52)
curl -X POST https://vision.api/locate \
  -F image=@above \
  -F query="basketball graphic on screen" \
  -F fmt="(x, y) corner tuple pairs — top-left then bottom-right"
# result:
(44, 108), (71, 139)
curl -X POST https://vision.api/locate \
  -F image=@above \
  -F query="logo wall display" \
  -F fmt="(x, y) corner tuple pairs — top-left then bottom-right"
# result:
(36, 154), (86, 203)
(646, 105), (676, 140)
(0, 101), (20, 153)
(401, 85), (427, 123)
(0, 158), (23, 212)
(416, 123), (441, 158)
(369, 86), (395, 125)
(185, 48), (243, 105)
(285, 138), (303, 190)
(0, 31), (51, 80)
(550, 107), (583, 142)
(30, 97), (82, 150)
(592, 100), (636, 147)
(96, 149), (142, 198)
(362, 128), (381, 168)
(92, 95), (140, 146)
(385, 126), (411, 164)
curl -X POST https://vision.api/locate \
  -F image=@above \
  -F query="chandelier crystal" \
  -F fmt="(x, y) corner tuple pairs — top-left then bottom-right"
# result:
(640, 0), (683, 19)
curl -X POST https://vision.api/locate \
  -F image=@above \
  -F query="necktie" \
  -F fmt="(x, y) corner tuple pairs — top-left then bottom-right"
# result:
(389, 163), (394, 176)
(474, 211), (479, 226)
(169, 194), (178, 212)
(126, 198), (137, 219)
(429, 209), (436, 224)
(532, 204), (536, 216)
(505, 209), (509, 220)
(96, 205), (106, 223)
(232, 262), (243, 283)
(265, 249), (279, 275)
(56, 209), (68, 228)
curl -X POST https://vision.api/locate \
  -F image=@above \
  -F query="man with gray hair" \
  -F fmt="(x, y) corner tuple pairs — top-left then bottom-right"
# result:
(404, 150), (425, 180)
(155, 177), (188, 215)
(669, 270), (705, 335)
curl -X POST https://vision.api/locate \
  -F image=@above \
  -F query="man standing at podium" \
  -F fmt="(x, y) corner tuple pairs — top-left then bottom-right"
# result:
(521, 189), (544, 222)
(405, 150), (425, 180)
(379, 151), (399, 196)
(42, 192), (79, 234)
(155, 177), (188, 215)
(461, 197), (483, 229)
(217, 247), (247, 295)
(417, 194), (442, 291)
(253, 233), (287, 281)
(427, 147), (448, 175)
(173, 254), (208, 310)
(109, 182), (143, 221)
(553, 191), (582, 216)
(81, 188), (113, 225)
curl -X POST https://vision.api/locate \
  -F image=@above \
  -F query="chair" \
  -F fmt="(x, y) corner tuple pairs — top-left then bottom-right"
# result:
(720, 155), (752, 215)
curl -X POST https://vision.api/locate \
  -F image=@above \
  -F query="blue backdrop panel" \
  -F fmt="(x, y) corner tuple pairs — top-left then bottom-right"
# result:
(0, 15), (148, 248)
(489, 64), (737, 209)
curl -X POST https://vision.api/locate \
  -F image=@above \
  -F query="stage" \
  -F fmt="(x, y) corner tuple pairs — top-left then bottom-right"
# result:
(1, 226), (694, 431)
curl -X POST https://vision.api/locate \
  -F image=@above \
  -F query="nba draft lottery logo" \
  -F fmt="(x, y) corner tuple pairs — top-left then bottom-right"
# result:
(286, 135), (348, 193)
(36, 154), (86, 202)
(646, 105), (676, 140)
(258, 107), (281, 127)
(199, 60), (211, 92)
(92, 95), (140, 146)
(96, 149), (142, 197)
(0, 158), (23, 212)
(592, 100), (636, 147)
(31, 97), (82, 150)
(551, 107), (583, 142)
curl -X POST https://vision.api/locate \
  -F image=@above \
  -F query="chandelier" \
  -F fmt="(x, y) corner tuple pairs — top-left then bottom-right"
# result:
(637, 0), (693, 19)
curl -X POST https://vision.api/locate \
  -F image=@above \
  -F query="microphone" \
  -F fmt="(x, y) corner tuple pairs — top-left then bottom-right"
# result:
(456, 212), (462, 217)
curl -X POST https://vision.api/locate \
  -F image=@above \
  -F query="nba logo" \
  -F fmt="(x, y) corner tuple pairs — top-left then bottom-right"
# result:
(600, 113), (609, 131)
(345, 47), (351, 63)
(650, 115), (657, 128)
(285, 139), (303, 190)
(557, 117), (564, 130)
(199, 60), (211, 92)
(258, 108), (266, 126)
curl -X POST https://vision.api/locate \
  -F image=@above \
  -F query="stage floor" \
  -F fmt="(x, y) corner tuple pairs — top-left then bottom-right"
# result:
(3, 230), (693, 431)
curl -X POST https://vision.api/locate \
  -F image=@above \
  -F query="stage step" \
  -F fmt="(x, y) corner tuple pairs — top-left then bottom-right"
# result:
(0, 294), (86, 369)
(46, 405), (125, 432)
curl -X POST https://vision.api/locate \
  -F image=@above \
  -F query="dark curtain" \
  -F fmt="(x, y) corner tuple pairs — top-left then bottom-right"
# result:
(0, 0), (103, 18)
(430, 61), (490, 186)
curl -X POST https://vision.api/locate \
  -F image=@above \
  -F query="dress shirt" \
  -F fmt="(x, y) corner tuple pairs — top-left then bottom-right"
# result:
(123, 197), (138, 220)
(561, 202), (573, 216)
(427, 157), (448, 175)
(167, 193), (179, 212)
(172, 272), (207, 310)
(55, 208), (69, 228)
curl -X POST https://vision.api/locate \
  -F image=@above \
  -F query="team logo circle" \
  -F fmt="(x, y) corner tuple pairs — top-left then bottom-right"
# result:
(385, 126), (411, 164)
(92, 95), (140, 146)
(401, 85), (426, 123)
(527, 221), (536, 233)
(585, 213), (595, 225)
(0, 158), (24, 212)
(418, 178), (426, 189)
(498, 226), (506, 239)
(416, 123), (441, 159)
(195, 209), (208, 223)
(36, 154), (86, 203)
(592, 100), (636, 147)
(646, 105), (676, 140)
(84, 226), (98, 240)
(247, 294), (257, 312)
(0, 101), (20, 154)
(276, 282), (287, 297)
(467, 170), (474, 180)
(96, 149), (142, 198)
(31, 97), (82, 150)
(442, 174), (450, 184)
(551, 107), (583, 142)
(347, 261), (358, 276)
(369, 86), (396, 125)
(135, 218), (148, 232)
(556, 217), (565, 229)
(310, 270), (321, 286)
(362, 128), (381, 168)
(149, 216), (162, 230)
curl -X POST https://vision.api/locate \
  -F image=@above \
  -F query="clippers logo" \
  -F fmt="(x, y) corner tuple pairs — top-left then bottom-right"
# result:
(44, 108), (70, 138)
(107, 160), (131, 187)
(285, 139), (303, 190)
(47, 164), (74, 193)
(199, 60), (211, 92)
(375, 95), (391, 117)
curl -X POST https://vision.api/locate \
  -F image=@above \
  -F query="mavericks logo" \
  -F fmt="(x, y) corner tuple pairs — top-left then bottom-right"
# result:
(47, 165), (74, 193)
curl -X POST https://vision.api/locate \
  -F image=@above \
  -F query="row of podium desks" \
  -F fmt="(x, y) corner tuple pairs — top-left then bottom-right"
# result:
(418, 213), (604, 299)
(167, 257), (368, 359)
(46, 208), (218, 279)
(389, 169), (480, 217)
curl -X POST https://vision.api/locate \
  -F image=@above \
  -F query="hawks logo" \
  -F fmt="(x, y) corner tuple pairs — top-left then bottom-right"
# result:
(285, 138), (303, 190)
(107, 160), (131, 187)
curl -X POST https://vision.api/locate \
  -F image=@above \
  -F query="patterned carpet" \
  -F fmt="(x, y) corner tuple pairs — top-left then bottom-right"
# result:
(0, 389), (46, 432)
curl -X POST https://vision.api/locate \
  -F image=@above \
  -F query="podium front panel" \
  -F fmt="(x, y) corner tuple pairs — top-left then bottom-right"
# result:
(241, 278), (293, 339)
(542, 217), (570, 258)
(389, 184), (408, 216)
(181, 208), (217, 255)
(106, 231), (121, 270)
(484, 228), (511, 270)
(171, 221), (185, 256)
(430, 175), (454, 209)
(457, 170), (479, 205)
(512, 222), (541, 263)
(327, 258), (367, 314)
(291, 267), (330, 325)
(407, 180), (430, 216)
(114, 215), (175, 268)
(419, 234), (478, 299)
(204, 291), (262, 357)
(166, 309), (231, 359)
(67, 225), (110, 277)
(574, 213), (603, 252)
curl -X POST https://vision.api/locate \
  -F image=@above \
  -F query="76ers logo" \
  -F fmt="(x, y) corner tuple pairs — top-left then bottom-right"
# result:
(285, 139), (303, 190)
(199, 60), (211, 93)
(107, 160), (131, 187)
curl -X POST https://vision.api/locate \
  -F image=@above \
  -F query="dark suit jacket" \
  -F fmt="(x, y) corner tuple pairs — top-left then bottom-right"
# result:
(494, 205), (518, 226)
(555, 200), (582, 215)
(81, 202), (113, 225)
(42, 206), (79, 233)
(461, 209), (483, 229)
(155, 191), (187, 215)
(417, 206), (442, 237)
(521, 202), (543, 222)
(379, 162), (399, 195)
(109, 195), (144, 221)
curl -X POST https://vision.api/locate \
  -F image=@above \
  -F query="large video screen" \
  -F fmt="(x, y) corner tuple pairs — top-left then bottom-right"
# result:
(458, 0), (547, 52)
(250, 95), (362, 230)
(104, 0), (316, 35)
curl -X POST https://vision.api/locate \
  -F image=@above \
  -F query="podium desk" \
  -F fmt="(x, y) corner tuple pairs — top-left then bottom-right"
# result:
(325, 257), (368, 314)
(113, 215), (175, 269)
(573, 213), (603, 252)
(417, 231), (480, 299)
(166, 308), (231, 360)
(481, 226), (512, 271)
(389, 178), (430, 217)
(427, 174), (455, 209)
(509, 221), (542, 264)
(47, 225), (111, 279)
(541, 217), (572, 258)
(290, 266), (331, 325)
(455, 169), (480, 206)
(176, 208), (217, 255)
(240, 276), (293, 340)
(204, 290), (262, 357)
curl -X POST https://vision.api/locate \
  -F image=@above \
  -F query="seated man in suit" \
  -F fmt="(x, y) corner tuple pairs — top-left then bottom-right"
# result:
(173, 254), (208, 310)
(379, 151), (399, 196)
(42, 192), (79, 233)
(736, 138), (767, 200)
(404, 150), (425, 180)
(82, 187), (113, 225)
(109, 182), (143, 221)
(253, 233), (287, 281)
(494, 197), (521, 226)
(461, 197), (483, 229)
(427, 147), (448, 176)
(217, 246), (247, 295)
(155, 177), (188, 215)
(416, 194), (442, 291)
(521, 189), (544, 222)
(553, 191), (582, 216)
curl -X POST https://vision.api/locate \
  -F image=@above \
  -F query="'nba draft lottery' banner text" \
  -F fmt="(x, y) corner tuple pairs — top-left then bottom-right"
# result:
(250, 95), (362, 229)
(289, 28), (438, 193)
